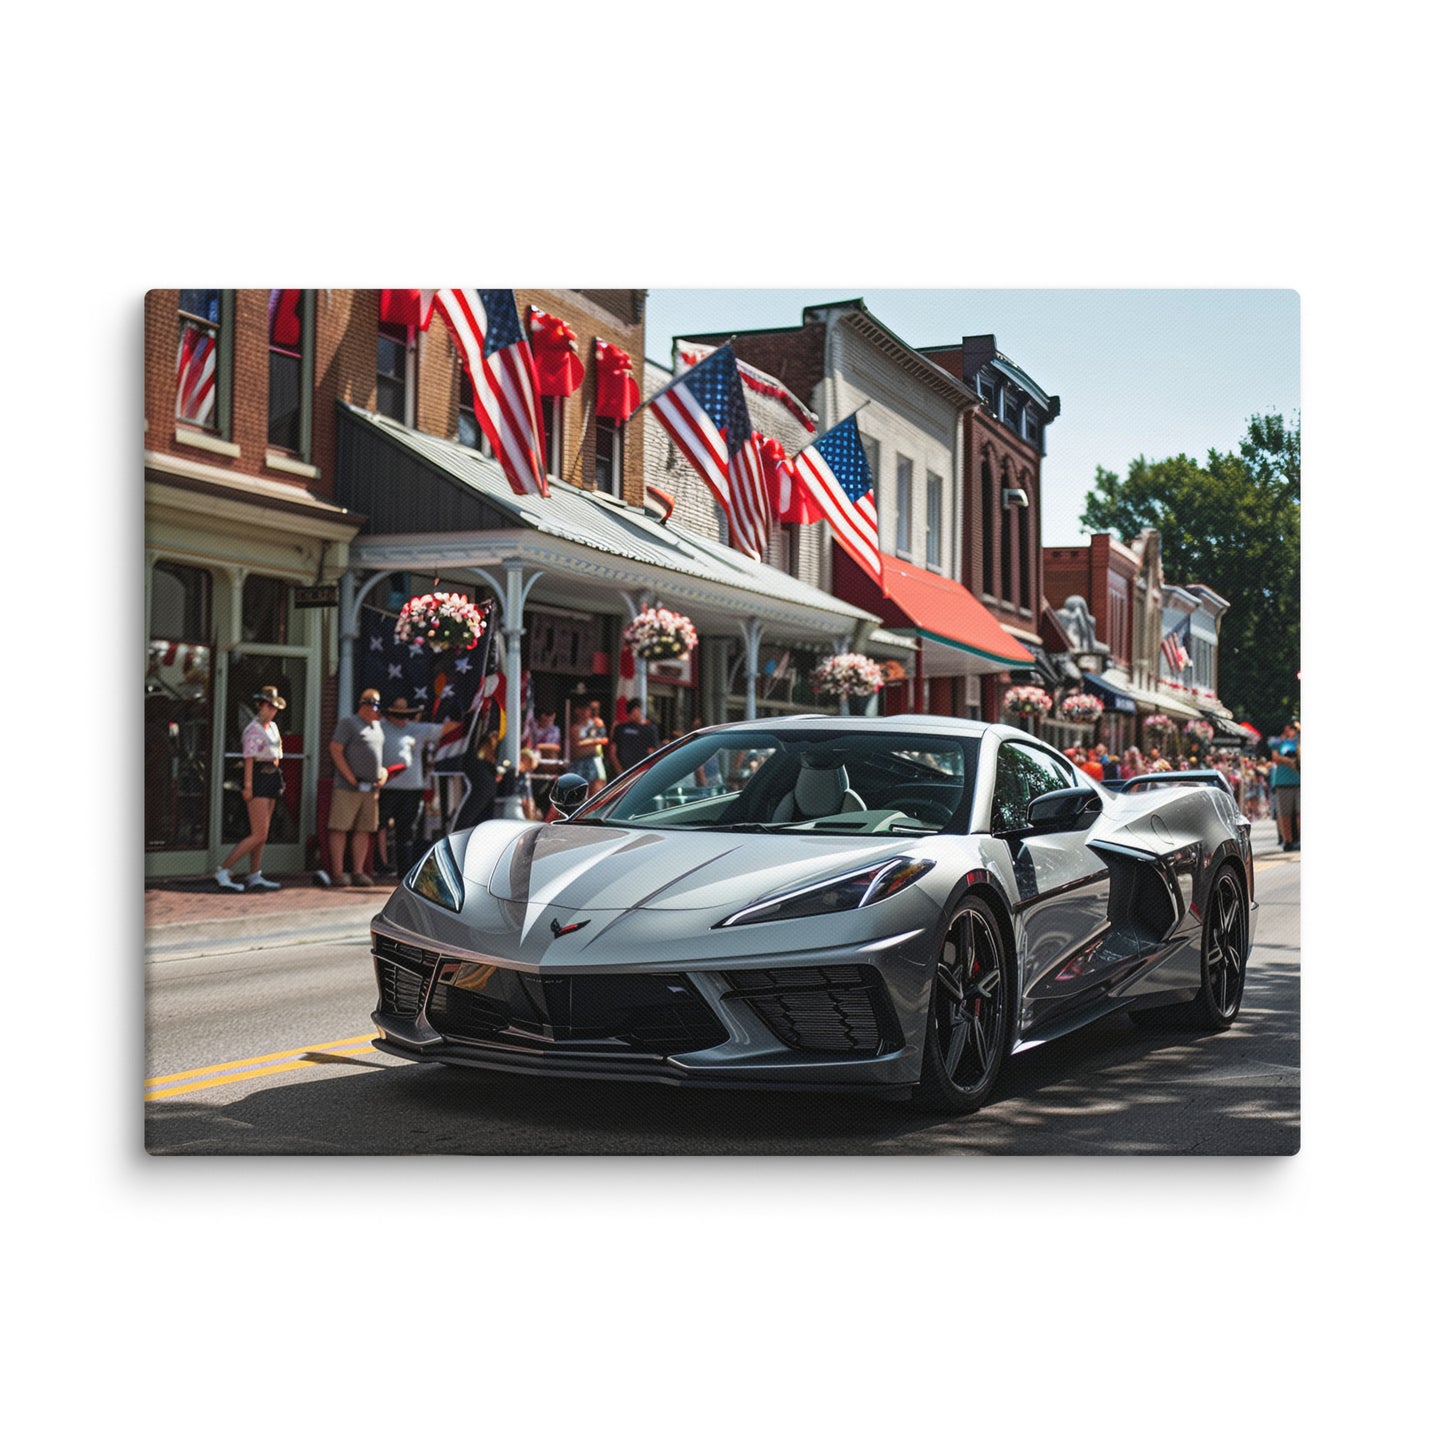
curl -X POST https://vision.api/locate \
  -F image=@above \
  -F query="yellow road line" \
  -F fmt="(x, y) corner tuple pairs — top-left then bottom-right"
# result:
(145, 1035), (378, 1100)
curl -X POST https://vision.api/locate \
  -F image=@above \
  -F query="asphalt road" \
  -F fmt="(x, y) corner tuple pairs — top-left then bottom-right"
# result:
(143, 853), (1300, 1156)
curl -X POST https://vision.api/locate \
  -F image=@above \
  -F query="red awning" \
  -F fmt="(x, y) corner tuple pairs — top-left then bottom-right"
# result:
(876, 557), (1036, 673)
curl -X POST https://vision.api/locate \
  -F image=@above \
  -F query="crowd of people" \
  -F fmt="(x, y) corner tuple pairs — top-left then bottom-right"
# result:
(213, 687), (1302, 891)
(1063, 719), (1301, 849)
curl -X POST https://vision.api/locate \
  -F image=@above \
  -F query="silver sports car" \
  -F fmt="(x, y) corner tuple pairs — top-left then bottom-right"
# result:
(370, 715), (1255, 1113)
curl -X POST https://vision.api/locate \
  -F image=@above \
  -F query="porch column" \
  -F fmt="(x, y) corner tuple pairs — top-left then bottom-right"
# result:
(740, 618), (763, 720)
(620, 589), (653, 717)
(476, 561), (545, 820)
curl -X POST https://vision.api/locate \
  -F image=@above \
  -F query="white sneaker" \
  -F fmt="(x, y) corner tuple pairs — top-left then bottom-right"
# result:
(246, 872), (281, 891)
(215, 867), (244, 893)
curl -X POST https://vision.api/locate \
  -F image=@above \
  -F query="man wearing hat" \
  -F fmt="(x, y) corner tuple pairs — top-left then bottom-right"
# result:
(215, 685), (287, 891)
(377, 696), (462, 877)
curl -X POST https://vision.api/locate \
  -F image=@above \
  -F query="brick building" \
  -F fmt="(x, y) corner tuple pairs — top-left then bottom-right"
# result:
(672, 300), (1042, 720)
(145, 289), (874, 881)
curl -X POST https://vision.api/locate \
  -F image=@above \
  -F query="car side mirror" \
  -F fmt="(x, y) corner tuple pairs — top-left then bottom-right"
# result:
(1027, 786), (1102, 832)
(549, 772), (591, 818)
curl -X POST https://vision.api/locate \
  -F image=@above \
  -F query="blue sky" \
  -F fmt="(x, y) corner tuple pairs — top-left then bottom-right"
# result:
(645, 289), (1300, 549)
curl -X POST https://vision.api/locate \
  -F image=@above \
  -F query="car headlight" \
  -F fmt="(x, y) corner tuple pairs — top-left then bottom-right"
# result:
(716, 856), (935, 928)
(407, 838), (465, 912)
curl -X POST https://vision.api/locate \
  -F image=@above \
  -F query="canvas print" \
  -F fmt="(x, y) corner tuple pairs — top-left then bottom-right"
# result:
(143, 288), (1300, 1155)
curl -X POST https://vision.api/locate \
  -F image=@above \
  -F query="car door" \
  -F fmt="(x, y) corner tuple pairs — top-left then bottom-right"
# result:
(991, 742), (1113, 1038)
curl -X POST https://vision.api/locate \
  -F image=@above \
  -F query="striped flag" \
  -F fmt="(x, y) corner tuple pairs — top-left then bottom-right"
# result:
(434, 288), (550, 498)
(791, 414), (880, 580)
(643, 344), (771, 561)
(175, 321), (217, 426)
(1161, 618), (1192, 673)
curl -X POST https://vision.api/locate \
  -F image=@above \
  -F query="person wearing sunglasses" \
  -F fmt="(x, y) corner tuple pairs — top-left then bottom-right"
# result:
(321, 690), (387, 887)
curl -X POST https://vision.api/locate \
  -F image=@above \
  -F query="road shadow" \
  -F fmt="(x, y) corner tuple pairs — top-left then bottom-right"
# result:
(145, 955), (1298, 1157)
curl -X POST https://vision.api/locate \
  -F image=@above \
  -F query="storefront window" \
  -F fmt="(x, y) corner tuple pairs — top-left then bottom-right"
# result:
(147, 560), (215, 851)
(242, 574), (291, 645)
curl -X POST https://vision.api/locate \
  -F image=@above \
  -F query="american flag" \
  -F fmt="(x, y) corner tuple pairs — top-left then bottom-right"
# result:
(1161, 618), (1192, 673)
(175, 320), (217, 426)
(433, 288), (550, 498)
(644, 344), (770, 561)
(791, 414), (880, 580)
(359, 602), (494, 768)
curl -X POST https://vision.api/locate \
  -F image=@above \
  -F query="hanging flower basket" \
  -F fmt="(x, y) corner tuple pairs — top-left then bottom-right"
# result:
(812, 653), (885, 700)
(1185, 718), (1215, 745)
(621, 606), (698, 661)
(1142, 712), (1174, 744)
(1060, 692), (1104, 723)
(1003, 684), (1054, 719)
(395, 592), (486, 653)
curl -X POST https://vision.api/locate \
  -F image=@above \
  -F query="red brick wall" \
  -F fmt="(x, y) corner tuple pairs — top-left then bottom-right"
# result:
(145, 288), (380, 506)
(964, 410), (1040, 629)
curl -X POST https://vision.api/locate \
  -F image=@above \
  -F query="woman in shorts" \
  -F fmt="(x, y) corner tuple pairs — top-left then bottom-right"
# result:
(215, 685), (287, 892)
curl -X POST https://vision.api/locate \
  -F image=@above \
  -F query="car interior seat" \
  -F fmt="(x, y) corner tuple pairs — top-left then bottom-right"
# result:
(772, 758), (866, 821)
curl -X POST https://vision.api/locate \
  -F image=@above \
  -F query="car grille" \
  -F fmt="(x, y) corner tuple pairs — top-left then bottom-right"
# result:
(724, 964), (899, 1056)
(425, 967), (729, 1057)
(373, 936), (440, 1018)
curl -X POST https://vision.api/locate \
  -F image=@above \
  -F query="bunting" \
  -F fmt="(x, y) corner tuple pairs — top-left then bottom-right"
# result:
(528, 307), (584, 397)
(760, 432), (824, 524)
(595, 339), (641, 421)
(380, 289), (435, 330)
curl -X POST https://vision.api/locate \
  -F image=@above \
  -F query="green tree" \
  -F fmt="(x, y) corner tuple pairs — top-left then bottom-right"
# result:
(1080, 413), (1300, 732)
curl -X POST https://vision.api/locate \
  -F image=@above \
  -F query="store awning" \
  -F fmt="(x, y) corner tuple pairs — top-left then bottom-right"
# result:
(1200, 709), (1253, 744)
(1083, 670), (1137, 713)
(873, 556), (1037, 676)
(338, 404), (880, 646)
(1128, 683), (1203, 721)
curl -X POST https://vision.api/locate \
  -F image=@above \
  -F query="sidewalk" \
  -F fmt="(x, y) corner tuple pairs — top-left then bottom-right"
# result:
(144, 871), (391, 959)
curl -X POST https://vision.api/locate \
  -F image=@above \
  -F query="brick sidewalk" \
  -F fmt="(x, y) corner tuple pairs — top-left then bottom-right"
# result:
(144, 871), (396, 932)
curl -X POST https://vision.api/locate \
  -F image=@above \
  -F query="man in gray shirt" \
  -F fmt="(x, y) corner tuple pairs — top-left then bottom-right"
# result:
(323, 689), (387, 887)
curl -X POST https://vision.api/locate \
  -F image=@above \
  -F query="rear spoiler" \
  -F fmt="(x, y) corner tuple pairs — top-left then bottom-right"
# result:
(1104, 770), (1233, 795)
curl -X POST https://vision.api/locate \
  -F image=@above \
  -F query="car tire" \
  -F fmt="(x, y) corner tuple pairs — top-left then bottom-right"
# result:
(1190, 866), (1248, 1029)
(911, 896), (1014, 1114)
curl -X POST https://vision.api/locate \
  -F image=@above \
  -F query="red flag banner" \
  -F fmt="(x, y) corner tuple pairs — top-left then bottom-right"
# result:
(379, 289), (435, 330)
(528, 308), (585, 397)
(759, 432), (823, 524)
(595, 339), (642, 422)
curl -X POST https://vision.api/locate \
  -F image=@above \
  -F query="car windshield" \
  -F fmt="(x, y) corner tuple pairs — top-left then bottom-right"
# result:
(570, 727), (978, 836)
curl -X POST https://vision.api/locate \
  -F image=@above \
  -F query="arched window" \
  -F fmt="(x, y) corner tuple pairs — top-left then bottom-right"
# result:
(981, 457), (995, 596)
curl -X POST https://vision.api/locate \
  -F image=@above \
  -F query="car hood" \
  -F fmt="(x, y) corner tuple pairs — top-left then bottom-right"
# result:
(471, 821), (914, 914)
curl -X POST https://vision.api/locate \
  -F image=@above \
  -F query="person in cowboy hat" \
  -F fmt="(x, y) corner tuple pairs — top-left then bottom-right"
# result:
(215, 685), (287, 891)
(376, 694), (462, 877)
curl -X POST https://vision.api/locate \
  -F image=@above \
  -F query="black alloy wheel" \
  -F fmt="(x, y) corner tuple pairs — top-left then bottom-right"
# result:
(913, 897), (1012, 1113)
(1192, 868), (1248, 1028)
